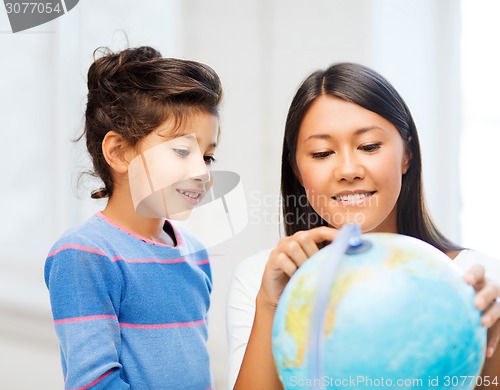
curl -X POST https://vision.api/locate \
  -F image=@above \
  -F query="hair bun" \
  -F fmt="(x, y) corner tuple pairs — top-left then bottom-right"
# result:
(127, 46), (162, 61)
(87, 46), (162, 92)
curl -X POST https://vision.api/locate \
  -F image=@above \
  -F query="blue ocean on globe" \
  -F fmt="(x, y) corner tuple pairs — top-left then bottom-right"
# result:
(272, 230), (486, 390)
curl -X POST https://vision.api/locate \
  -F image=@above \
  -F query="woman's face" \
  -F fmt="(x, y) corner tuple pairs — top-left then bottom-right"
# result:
(295, 95), (410, 233)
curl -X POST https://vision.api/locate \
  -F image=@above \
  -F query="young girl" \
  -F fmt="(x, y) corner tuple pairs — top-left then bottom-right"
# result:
(227, 63), (500, 389)
(45, 46), (222, 389)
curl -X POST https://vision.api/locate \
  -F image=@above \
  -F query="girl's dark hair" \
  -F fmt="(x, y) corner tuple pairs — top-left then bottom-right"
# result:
(281, 62), (461, 253)
(83, 46), (223, 199)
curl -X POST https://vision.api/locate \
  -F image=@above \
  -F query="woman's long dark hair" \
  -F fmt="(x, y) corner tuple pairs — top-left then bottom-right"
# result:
(281, 63), (461, 253)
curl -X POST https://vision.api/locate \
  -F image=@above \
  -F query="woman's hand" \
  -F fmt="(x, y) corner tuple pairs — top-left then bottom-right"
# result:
(463, 264), (500, 358)
(258, 226), (338, 308)
(235, 226), (339, 390)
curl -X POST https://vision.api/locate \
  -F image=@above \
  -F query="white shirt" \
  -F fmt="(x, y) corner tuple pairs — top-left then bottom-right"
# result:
(226, 248), (500, 389)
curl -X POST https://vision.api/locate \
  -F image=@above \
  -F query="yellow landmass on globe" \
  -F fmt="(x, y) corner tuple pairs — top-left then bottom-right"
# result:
(383, 247), (414, 269)
(283, 273), (314, 368)
(283, 267), (372, 368)
(324, 269), (372, 335)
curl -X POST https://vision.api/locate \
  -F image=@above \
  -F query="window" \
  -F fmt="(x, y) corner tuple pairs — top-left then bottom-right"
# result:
(460, 0), (500, 256)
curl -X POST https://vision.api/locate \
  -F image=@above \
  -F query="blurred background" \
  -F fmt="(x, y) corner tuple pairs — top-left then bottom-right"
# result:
(0, 0), (498, 388)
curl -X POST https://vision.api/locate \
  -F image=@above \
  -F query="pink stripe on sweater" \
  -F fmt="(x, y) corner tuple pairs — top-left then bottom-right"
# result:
(193, 259), (210, 265)
(54, 315), (117, 325)
(67, 368), (116, 390)
(47, 244), (106, 258)
(119, 318), (206, 329)
(48, 245), (208, 265)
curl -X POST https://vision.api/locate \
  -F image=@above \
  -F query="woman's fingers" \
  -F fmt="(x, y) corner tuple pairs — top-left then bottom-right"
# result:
(266, 250), (299, 279)
(483, 297), (500, 327)
(260, 227), (339, 306)
(279, 238), (309, 269)
(289, 230), (318, 260)
(467, 266), (500, 358)
(486, 312), (500, 358)
(272, 226), (339, 269)
(285, 227), (337, 261)
(476, 281), (500, 314)
(463, 264), (487, 292)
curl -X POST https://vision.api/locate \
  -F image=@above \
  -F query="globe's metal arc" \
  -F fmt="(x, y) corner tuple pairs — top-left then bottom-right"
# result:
(307, 224), (362, 388)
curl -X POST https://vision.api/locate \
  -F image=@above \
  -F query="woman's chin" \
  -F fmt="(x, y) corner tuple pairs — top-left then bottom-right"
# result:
(323, 211), (368, 231)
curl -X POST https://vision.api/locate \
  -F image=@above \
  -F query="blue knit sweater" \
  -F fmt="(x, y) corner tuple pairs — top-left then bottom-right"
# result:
(44, 213), (213, 389)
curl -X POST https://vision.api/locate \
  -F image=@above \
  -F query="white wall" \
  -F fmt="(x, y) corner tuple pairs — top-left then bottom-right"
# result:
(0, 1), (464, 389)
(460, 0), (500, 257)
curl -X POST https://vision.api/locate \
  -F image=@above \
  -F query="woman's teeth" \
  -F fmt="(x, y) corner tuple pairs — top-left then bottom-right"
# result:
(333, 193), (372, 201)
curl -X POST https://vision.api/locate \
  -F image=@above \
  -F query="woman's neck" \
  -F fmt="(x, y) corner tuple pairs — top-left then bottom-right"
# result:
(445, 250), (461, 260)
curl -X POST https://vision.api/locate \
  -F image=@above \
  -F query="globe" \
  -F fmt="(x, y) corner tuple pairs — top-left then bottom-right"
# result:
(272, 226), (486, 390)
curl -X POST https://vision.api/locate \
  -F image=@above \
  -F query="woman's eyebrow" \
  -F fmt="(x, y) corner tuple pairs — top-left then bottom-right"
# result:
(304, 126), (385, 142)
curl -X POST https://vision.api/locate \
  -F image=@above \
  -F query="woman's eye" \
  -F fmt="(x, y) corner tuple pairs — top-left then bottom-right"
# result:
(173, 148), (190, 158)
(311, 151), (333, 159)
(360, 144), (381, 152)
(204, 155), (216, 165)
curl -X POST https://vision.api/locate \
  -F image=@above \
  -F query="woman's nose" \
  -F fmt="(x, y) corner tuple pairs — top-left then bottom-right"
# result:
(333, 152), (364, 182)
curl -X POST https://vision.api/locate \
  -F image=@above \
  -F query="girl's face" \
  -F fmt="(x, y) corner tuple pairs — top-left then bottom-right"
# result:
(127, 111), (219, 219)
(295, 95), (410, 233)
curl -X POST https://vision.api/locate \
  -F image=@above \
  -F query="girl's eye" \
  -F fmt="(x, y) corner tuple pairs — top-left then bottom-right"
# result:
(204, 155), (216, 165)
(173, 148), (190, 158)
(360, 144), (381, 152)
(311, 151), (333, 159)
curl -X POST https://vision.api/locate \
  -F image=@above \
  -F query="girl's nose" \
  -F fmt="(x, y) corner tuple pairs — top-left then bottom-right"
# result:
(189, 154), (210, 184)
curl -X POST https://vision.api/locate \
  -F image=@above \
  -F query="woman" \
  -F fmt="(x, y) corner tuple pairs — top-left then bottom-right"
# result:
(228, 63), (500, 389)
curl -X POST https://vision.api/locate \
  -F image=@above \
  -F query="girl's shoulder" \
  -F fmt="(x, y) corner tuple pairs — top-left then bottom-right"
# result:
(49, 214), (108, 249)
(454, 249), (500, 285)
(46, 213), (148, 262)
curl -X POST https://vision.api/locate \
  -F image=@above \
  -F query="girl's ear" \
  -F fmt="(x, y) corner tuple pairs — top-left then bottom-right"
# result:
(102, 131), (129, 174)
(402, 137), (413, 174)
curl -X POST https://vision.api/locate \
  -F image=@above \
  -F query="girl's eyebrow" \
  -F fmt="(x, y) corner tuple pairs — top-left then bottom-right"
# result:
(180, 133), (217, 149)
(304, 126), (386, 142)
